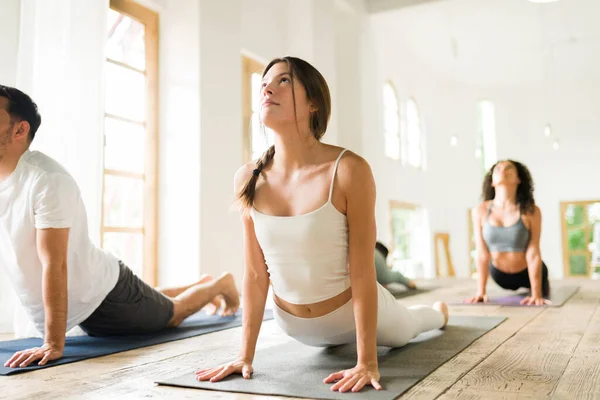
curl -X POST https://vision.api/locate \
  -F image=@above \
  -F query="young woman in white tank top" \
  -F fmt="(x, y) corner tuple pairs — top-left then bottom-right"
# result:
(196, 56), (449, 393)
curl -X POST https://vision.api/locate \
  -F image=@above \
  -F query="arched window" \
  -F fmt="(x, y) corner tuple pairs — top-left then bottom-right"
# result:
(477, 100), (497, 173)
(404, 97), (424, 169)
(383, 82), (400, 160)
(242, 56), (272, 162)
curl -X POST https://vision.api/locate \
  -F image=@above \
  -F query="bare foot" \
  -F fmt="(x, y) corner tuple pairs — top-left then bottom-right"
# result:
(433, 301), (449, 329)
(407, 280), (417, 290)
(216, 273), (240, 316)
(198, 274), (213, 284)
(198, 275), (222, 314)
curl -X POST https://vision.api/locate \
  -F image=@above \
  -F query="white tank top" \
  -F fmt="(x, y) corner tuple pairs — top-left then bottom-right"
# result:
(251, 149), (350, 305)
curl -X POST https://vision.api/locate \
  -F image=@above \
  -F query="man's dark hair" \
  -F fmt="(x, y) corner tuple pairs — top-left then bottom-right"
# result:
(0, 85), (41, 142)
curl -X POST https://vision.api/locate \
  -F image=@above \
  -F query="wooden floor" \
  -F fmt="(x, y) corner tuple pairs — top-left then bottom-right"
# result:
(2, 278), (599, 399)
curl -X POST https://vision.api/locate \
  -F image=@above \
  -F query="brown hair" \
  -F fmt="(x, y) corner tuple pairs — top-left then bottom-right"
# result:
(237, 56), (331, 210)
(482, 159), (536, 215)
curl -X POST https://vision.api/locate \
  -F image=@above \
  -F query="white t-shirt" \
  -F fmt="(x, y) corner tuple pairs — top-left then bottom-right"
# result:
(0, 150), (120, 335)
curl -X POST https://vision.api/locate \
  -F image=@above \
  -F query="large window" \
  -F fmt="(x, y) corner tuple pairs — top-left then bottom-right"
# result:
(400, 97), (425, 169)
(242, 56), (270, 163)
(561, 200), (600, 277)
(383, 82), (400, 160)
(102, 0), (159, 285)
(389, 200), (428, 277)
(477, 100), (497, 174)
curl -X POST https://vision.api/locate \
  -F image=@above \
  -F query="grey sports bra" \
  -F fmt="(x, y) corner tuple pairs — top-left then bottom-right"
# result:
(482, 203), (530, 253)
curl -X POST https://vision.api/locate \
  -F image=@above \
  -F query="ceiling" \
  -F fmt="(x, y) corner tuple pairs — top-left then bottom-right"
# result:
(370, 0), (600, 87)
(366, 0), (443, 13)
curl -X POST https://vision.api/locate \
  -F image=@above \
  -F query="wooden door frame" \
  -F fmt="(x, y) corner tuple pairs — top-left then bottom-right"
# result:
(105, 0), (159, 286)
(560, 200), (600, 278)
(434, 232), (455, 277)
(388, 199), (420, 263)
(242, 56), (266, 163)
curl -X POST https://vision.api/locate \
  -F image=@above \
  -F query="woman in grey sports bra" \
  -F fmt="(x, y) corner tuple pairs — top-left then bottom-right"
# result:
(466, 160), (551, 306)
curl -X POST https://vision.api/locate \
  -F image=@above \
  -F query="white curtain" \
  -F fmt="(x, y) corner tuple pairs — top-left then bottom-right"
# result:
(0, 0), (21, 335)
(1, 0), (109, 337)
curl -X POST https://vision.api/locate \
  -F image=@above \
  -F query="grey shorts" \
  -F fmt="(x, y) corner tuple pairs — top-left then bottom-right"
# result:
(79, 261), (174, 337)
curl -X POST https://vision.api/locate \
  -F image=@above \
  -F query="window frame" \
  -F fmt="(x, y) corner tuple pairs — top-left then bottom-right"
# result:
(561, 200), (600, 278)
(388, 199), (420, 264)
(101, 0), (159, 285)
(477, 99), (497, 174)
(242, 55), (267, 163)
(402, 96), (425, 169)
(383, 81), (401, 161)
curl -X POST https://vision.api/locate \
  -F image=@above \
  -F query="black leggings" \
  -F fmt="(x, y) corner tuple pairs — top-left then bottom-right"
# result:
(489, 262), (550, 297)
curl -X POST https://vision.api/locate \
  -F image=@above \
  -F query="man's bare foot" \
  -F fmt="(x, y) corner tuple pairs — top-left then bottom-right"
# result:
(198, 275), (222, 314)
(433, 301), (449, 329)
(407, 280), (417, 290)
(216, 273), (240, 316)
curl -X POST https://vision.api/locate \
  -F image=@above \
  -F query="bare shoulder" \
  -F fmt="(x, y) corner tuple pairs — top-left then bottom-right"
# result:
(336, 150), (373, 184)
(472, 201), (490, 219)
(526, 205), (542, 220)
(233, 161), (256, 194)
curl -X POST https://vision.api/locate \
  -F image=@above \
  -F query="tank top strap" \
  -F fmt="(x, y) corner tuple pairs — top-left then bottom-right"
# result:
(328, 149), (348, 201)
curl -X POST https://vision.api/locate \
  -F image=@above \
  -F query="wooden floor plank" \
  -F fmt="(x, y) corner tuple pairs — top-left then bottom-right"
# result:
(2, 320), (291, 397)
(443, 283), (598, 399)
(551, 288), (600, 399)
(1, 278), (595, 400)
(438, 388), (545, 400)
(401, 306), (544, 400)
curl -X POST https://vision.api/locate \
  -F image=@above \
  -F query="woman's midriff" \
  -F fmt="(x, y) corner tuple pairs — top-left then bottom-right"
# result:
(273, 287), (353, 318)
(490, 251), (528, 273)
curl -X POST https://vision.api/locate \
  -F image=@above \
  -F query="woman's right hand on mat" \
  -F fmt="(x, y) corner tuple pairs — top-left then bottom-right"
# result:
(324, 364), (383, 393)
(4, 342), (63, 368)
(464, 293), (488, 303)
(195, 359), (253, 382)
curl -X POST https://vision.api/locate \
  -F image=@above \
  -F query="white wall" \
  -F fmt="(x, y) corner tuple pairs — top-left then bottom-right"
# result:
(157, 0), (365, 286)
(367, 2), (600, 278)
(491, 84), (600, 277)
(362, 20), (482, 278)
(0, 0), (367, 298)
(0, 0), (20, 85)
(156, 0), (202, 287)
(335, 2), (365, 154)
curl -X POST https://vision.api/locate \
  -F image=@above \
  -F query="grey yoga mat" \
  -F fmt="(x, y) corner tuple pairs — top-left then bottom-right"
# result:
(455, 285), (579, 307)
(155, 315), (506, 400)
(387, 284), (439, 299)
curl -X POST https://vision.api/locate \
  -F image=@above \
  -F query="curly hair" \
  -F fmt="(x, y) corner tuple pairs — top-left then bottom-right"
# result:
(482, 160), (535, 215)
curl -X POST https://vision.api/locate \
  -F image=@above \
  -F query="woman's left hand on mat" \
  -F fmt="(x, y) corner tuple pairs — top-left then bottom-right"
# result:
(520, 295), (552, 306)
(324, 364), (382, 392)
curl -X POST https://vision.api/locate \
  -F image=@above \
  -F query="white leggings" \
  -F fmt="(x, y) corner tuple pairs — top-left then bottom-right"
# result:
(273, 282), (444, 347)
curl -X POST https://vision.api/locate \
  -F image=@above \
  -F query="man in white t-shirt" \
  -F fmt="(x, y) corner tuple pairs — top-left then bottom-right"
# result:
(0, 85), (240, 369)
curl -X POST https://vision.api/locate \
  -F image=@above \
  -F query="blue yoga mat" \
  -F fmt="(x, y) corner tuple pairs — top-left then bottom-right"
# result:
(0, 309), (273, 376)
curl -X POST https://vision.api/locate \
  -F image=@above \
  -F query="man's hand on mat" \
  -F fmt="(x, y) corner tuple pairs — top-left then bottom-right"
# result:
(464, 293), (488, 303)
(4, 343), (63, 368)
(520, 295), (552, 306)
(195, 359), (253, 382)
(324, 364), (382, 393)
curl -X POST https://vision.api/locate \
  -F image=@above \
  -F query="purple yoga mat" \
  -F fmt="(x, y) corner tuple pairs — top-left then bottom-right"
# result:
(454, 285), (579, 307)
